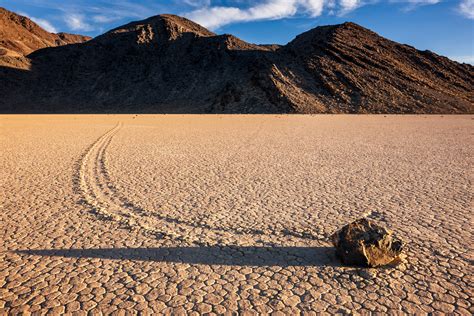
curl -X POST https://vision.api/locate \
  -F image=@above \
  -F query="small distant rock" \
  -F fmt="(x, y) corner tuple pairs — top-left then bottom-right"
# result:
(331, 218), (404, 267)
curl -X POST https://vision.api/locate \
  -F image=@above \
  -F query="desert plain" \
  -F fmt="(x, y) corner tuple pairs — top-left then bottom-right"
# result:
(0, 115), (472, 314)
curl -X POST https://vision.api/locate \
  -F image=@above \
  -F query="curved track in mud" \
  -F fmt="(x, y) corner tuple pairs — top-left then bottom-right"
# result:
(74, 122), (323, 245)
(75, 122), (199, 243)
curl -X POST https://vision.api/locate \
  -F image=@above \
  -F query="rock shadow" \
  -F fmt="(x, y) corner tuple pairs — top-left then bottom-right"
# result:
(16, 246), (339, 267)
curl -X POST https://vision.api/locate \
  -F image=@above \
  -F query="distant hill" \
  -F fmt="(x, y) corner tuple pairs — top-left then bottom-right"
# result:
(0, 9), (472, 113)
(0, 7), (90, 69)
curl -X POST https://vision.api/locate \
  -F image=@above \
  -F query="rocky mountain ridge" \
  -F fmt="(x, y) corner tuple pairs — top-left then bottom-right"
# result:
(0, 8), (472, 113)
(0, 7), (90, 69)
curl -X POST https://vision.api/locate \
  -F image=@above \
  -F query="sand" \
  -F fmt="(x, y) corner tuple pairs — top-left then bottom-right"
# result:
(0, 115), (472, 314)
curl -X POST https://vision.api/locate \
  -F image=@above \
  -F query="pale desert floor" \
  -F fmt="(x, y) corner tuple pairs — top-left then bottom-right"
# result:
(0, 115), (473, 314)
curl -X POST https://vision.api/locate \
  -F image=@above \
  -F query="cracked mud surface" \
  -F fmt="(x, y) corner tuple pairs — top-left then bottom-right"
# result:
(1, 115), (472, 314)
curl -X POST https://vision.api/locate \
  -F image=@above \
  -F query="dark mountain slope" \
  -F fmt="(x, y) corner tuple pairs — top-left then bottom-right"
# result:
(0, 12), (472, 113)
(2, 14), (287, 113)
(278, 22), (473, 113)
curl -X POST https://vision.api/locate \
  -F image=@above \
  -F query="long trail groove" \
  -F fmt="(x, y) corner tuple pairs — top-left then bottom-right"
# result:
(74, 122), (324, 246)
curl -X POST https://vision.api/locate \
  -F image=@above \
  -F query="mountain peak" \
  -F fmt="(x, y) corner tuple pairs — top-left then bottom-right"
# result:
(336, 21), (368, 30)
(145, 14), (215, 38)
(101, 13), (215, 44)
(1, 10), (472, 114)
(286, 21), (377, 49)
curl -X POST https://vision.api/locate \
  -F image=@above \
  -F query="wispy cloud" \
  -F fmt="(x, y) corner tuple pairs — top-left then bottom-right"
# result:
(92, 15), (122, 24)
(339, 0), (362, 15)
(338, 0), (440, 15)
(449, 55), (474, 64)
(185, 0), (326, 29)
(390, 0), (440, 12)
(8, 0), (473, 35)
(183, 0), (211, 7)
(458, 0), (474, 19)
(184, 0), (448, 29)
(32, 17), (58, 33)
(58, 0), (156, 32)
(64, 13), (93, 31)
(32, 0), (167, 33)
(19, 11), (58, 33)
(401, 0), (440, 4)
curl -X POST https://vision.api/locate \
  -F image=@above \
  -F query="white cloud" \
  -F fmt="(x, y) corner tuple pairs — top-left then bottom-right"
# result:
(449, 55), (474, 64)
(18, 12), (58, 33)
(404, 0), (439, 3)
(389, 0), (440, 12)
(301, 0), (326, 16)
(458, 0), (474, 19)
(186, 7), (243, 29)
(92, 15), (121, 23)
(185, 0), (444, 28)
(185, 0), (326, 29)
(339, 0), (362, 15)
(31, 17), (58, 33)
(183, 0), (212, 7)
(16, 0), (473, 37)
(64, 13), (93, 31)
(57, 0), (164, 33)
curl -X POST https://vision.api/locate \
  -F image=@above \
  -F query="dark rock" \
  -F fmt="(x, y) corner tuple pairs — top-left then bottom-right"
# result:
(331, 218), (404, 267)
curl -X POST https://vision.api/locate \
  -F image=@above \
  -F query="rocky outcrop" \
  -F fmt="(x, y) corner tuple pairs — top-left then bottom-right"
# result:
(280, 22), (473, 113)
(0, 9), (472, 113)
(331, 218), (404, 267)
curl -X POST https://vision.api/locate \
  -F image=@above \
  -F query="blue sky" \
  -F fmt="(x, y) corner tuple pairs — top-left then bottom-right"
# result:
(1, 0), (473, 63)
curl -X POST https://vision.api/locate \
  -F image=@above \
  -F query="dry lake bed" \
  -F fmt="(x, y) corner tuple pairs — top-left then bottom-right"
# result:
(0, 115), (472, 314)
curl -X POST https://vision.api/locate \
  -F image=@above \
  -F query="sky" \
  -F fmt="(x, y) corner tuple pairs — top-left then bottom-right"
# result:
(1, 0), (473, 64)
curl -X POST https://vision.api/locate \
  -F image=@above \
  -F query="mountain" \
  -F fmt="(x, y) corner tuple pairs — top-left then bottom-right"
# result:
(277, 22), (473, 113)
(0, 7), (90, 68)
(0, 11), (472, 113)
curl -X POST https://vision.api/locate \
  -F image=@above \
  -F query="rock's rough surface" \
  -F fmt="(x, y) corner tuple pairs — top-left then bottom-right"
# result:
(332, 218), (404, 267)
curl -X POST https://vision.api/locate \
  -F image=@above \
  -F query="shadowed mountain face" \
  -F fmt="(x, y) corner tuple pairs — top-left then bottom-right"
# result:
(0, 10), (472, 113)
(0, 7), (90, 69)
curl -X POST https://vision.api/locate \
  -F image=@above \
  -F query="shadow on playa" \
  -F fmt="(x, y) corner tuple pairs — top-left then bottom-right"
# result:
(16, 246), (340, 267)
